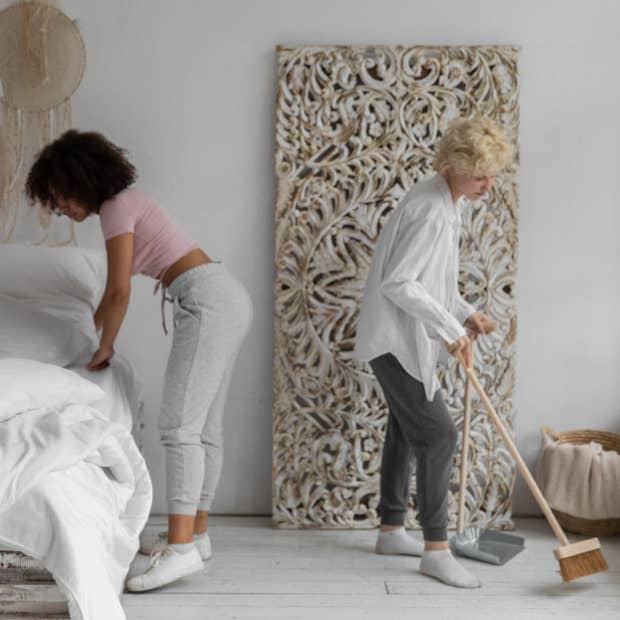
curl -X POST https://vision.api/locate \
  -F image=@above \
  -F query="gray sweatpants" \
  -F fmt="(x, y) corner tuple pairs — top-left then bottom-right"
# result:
(369, 352), (458, 541)
(159, 262), (253, 515)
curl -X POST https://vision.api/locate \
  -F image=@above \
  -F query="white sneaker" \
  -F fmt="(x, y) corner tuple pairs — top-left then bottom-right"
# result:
(139, 531), (212, 561)
(126, 545), (204, 592)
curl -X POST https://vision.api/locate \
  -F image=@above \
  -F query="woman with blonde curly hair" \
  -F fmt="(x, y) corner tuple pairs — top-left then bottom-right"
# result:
(354, 116), (513, 588)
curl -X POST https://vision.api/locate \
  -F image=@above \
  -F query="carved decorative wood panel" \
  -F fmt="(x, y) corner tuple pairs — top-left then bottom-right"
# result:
(273, 45), (519, 529)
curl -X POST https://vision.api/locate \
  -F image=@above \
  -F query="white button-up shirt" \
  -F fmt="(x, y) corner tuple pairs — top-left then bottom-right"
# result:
(354, 173), (476, 401)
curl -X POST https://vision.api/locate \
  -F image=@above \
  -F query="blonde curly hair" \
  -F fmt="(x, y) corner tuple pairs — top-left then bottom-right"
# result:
(434, 117), (513, 175)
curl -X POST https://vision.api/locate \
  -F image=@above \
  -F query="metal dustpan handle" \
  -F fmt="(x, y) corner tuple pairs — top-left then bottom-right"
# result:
(456, 352), (570, 547)
(456, 371), (471, 535)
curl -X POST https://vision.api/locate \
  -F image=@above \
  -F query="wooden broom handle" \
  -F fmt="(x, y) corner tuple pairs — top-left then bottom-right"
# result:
(456, 353), (570, 547)
(456, 374), (471, 535)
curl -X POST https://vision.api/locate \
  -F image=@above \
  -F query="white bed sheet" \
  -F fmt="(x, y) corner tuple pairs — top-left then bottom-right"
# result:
(67, 354), (140, 432)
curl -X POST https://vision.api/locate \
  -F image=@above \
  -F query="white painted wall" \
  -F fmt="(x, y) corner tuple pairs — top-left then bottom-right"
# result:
(18, 0), (620, 516)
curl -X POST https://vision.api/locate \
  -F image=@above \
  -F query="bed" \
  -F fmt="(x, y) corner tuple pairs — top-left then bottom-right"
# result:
(0, 244), (151, 620)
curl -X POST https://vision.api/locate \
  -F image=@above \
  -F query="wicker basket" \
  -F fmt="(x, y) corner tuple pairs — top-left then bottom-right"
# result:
(541, 426), (620, 536)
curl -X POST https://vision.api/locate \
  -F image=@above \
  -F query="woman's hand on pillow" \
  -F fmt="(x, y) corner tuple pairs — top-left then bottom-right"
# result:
(86, 344), (114, 371)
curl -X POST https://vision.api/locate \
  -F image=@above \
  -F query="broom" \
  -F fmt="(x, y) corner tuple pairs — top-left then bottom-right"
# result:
(456, 352), (608, 582)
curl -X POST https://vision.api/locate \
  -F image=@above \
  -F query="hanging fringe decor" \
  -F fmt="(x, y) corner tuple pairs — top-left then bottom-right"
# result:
(0, 1), (85, 246)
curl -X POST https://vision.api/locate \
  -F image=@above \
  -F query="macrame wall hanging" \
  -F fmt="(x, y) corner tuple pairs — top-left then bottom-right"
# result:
(273, 45), (520, 529)
(0, 0), (85, 245)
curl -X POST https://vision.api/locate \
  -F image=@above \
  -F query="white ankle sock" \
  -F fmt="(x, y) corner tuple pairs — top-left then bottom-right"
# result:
(419, 549), (481, 588)
(375, 528), (424, 556)
(169, 542), (195, 554)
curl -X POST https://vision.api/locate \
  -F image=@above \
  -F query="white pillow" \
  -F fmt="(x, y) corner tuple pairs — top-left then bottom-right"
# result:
(0, 295), (96, 367)
(0, 357), (105, 422)
(0, 245), (105, 362)
(22, 296), (99, 361)
(0, 244), (107, 310)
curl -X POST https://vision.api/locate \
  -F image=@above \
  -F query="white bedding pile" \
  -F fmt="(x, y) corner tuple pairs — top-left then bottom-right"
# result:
(0, 245), (152, 619)
(0, 360), (152, 620)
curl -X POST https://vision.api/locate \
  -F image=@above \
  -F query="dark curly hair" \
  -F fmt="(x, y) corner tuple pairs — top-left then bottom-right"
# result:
(25, 130), (137, 214)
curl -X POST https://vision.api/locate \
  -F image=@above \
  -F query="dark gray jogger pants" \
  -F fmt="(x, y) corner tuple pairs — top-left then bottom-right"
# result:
(370, 352), (458, 541)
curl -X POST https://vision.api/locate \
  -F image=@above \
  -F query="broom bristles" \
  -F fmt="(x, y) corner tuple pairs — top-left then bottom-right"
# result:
(555, 538), (609, 582)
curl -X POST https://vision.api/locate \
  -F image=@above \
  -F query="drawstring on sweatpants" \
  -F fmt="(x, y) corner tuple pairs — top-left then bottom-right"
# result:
(154, 270), (173, 335)
(153, 261), (221, 335)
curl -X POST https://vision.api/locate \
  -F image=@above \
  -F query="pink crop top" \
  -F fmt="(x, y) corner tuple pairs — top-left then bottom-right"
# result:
(99, 189), (198, 279)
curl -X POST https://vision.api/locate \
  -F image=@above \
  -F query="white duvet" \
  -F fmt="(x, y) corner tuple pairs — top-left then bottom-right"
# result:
(0, 375), (152, 619)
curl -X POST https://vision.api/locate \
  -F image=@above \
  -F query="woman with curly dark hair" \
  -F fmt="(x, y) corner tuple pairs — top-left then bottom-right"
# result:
(26, 130), (253, 591)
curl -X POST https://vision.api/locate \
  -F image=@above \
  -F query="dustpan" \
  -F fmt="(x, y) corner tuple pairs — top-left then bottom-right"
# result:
(450, 526), (525, 565)
(449, 364), (525, 565)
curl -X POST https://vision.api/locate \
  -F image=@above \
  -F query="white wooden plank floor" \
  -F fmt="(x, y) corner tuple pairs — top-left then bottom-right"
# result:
(123, 516), (620, 620)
